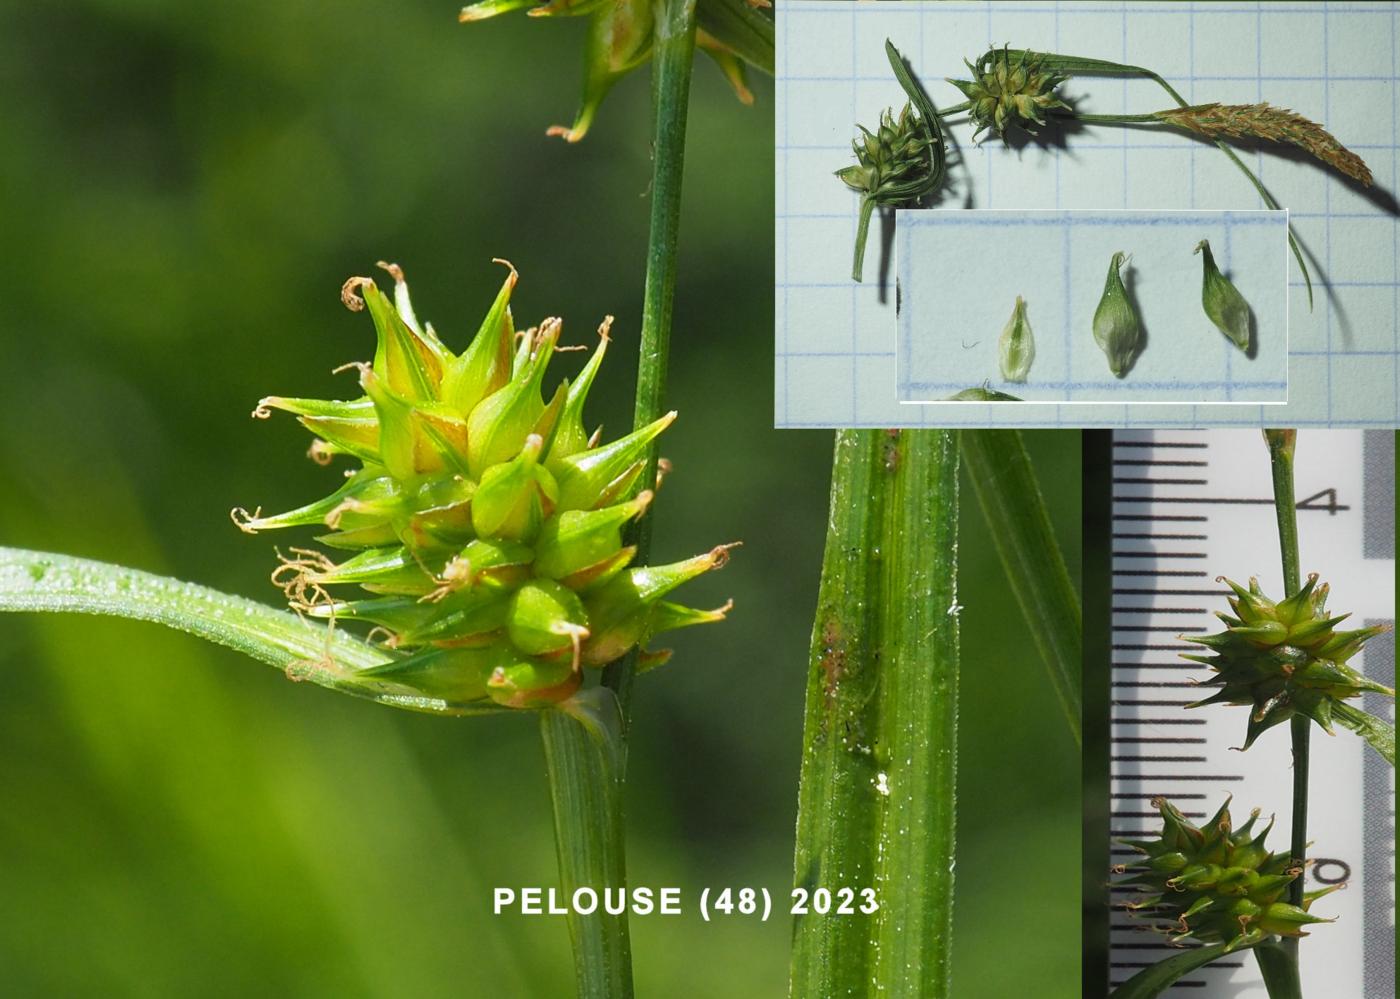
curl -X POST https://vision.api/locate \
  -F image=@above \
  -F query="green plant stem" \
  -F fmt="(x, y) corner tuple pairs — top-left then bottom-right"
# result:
(540, 691), (633, 999)
(600, 0), (697, 722)
(789, 430), (959, 998)
(960, 430), (1081, 744)
(851, 197), (876, 281)
(1265, 429), (1307, 970)
(1254, 939), (1306, 999)
(557, 7), (696, 990)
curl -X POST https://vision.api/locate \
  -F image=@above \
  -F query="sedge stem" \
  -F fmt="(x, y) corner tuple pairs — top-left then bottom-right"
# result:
(600, 0), (698, 722)
(541, 694), (633, 999)
(852, 197), (876, 282)
(1265, 429), (1306, 968)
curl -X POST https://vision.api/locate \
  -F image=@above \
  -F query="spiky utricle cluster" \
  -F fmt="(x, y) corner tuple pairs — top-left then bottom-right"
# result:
(1183, 574), (1392, 749)
(836, 105), (938, 204)
(1116, 797), (1336, 952)
(236, 262), (732, 710)
(948, 47), (1069, 141)
(458, 0), (769, 142)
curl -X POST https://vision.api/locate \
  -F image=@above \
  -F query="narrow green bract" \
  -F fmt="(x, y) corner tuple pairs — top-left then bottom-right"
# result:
(997, 294), (1034, 383)
(1195, 239), (1251, 352)
(839, 40), (947, 282)
(1091, 251), (1140, 378)
(236, 262), (733, 711)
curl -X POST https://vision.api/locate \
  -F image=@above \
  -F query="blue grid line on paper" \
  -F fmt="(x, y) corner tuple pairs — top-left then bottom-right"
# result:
(900, 380), (1288, 391)
(774, 0), (1400, 429)
(779, 279), (1398, 289)
(784, 74), (1397, 83)
(896, 212), (1285, 227)
(784, 3), (1381, 13)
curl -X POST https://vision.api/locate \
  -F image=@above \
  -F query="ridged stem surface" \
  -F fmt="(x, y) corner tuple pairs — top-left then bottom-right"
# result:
(789, 430), (959, 997)
(540, 692), (633, 999)
(601, 0), (698, 720)
(1265, 430), (1307, 979)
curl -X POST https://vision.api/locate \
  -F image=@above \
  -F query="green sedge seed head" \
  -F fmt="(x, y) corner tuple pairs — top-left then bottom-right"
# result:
(948, 46), (1070, 143)
(837, 104), (939, 206)
(1091, 251), (1141, 379)
(458, 0), (767, 142)
(1115, 797), (1330, 951)
(1195, 239), (1251, 352)
(237, 263), (734, 711)
(946, 382), (1023, 402)
(1182, 574), (1392, 748)
(997, 295), (1034, 384)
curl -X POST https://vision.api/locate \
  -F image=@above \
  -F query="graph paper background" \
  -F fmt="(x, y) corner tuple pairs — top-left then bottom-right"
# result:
(774, 1), (1400, 428)
(896, 210), (1289, 402)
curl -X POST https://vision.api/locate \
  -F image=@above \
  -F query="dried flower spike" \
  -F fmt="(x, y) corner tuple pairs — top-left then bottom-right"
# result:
(1195, 239), (1251, 352)
(1116, 796), (1338, 952)
(1091, 251), (1140, 379)
(238, 262), (735, 710)
(1155, 102), (1372, 186)
(997, 294), (1034, 383)
(1182, 574), (1393, 749)
(947, 46), (1070, 142)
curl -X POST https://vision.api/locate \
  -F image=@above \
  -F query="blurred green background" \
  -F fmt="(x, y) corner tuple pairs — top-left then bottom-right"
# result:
(0, 3), (1079, 995)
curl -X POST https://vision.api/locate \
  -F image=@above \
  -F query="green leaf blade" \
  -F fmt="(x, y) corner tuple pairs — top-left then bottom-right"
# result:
(0, 547), (501, 716)
(1333, 700), (1396, 766)
(1108, 941), (1249, 999)
(789, 430), (959, 998)
(961, 430), (1082, 745)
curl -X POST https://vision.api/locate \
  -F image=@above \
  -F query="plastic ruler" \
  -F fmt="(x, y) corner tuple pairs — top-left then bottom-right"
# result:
(1108, 429), (1395, 998)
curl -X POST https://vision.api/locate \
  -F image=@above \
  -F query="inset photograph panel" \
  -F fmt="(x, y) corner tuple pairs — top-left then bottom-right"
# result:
(896, 210), (1288, 405)
(1082, 429), (1396, 997)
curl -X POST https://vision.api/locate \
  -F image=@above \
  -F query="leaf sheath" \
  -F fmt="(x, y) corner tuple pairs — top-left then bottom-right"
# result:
(540, 691), (633, 999)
